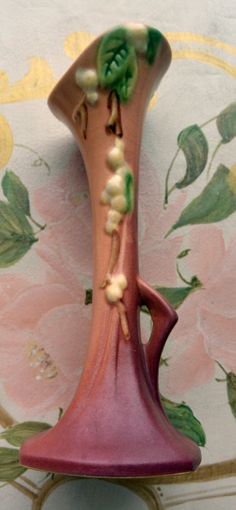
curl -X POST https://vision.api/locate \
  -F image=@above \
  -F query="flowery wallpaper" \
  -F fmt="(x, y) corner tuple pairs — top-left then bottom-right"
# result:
(1, 1), (236, 509)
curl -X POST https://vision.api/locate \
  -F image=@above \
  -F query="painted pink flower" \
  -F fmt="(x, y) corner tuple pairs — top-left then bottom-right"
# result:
(0, 275), (91, 415)
(0, 151), (186, 415)
(161, 225), (236, 397)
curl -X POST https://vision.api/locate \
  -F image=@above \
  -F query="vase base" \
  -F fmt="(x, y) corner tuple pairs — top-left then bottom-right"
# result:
(20, 431), (201, 478)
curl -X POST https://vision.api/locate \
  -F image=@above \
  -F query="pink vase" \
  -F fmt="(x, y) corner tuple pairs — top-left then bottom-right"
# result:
(20, 24), (201, 478)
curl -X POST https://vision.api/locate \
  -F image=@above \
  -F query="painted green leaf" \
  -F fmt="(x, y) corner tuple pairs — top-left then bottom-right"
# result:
(217, 102), (236, 143)
(0, 201), (36, 267)
(145, 27), (162, 65)
(161, 396), (206, 446)
(177, 248), (191, 259)
(0, 421), (51, 447)
(115, 58), (138, 103)
(0, 447), (26, 481)
(2, 170), (30, 216)
(168, 164), (236, 235)
(97, 27), (135, 88)
(227, 372), (236, 419)
(175, 125), (208, 189)
(85, 286), (194, 310)
(155, 286), (194, 310)
(85, 288), (92, 305)
(124, 171), (134, 212)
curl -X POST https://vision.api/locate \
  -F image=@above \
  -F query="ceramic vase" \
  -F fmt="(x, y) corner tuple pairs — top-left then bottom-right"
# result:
(20, 24), (201, 478)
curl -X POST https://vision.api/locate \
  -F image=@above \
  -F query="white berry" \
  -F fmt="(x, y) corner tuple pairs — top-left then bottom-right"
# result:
(108, 209), (123, 224)
(105, 283), (122, 303)
(105, 221), (117, 235)
(86, 90), (98, 105)
(111, 194), (127, 213)
(115, 274), (127, 290)
(106, 175), (124, 196)
(75, 68), (98, 89)
(127, 24), (147, 54)
(107, 147), (124, 169)
(100, 190), (110, 205)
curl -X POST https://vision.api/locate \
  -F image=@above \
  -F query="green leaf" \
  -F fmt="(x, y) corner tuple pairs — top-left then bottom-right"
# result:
(217, 102), (236, 143)
(124, 171), (134, 212)
(0, 421), (51, 447)
(177, 249), (191, 259)
(115, 57), (138, 103)
(86, 286), (195, 310)
(168, 164), (236, 234)
(0, 448), (26, 481)
(2, 170), (30, 216)
(155, 286), (194, 309)
(97, 27), (135, 88)
(175, 125), (208, 189)
(0, 201), (36, 267)
(227, 372), (236, 418)
(85, 288), (92, 305)
(145, 27), (162, 65)
(161, 396), (206, 446)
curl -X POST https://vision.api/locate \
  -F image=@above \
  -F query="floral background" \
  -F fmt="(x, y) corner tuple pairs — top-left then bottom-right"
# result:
(1, 0), (236, 508)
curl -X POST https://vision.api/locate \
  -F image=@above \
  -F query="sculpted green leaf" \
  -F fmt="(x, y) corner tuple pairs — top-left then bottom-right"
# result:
(168, 164), (236, 234)
(0, 421), (51, 447)
(227, 372), (236, 418)
(115, 58), (138, 103)
(124, 171), (134, 212)
(175, 125), (208, 188)
(0, 447), (26, 481)
(146, 27), (162, 65)
(0, 201), (36, 267)
(2, 170), (30, 216)
(217, 102), (236, 143)
(97, 27), (135, 88)
(161, 397), (206, 446)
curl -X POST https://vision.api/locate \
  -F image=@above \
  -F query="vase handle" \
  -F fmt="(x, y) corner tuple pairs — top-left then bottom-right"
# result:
(137, 276), (178, 398)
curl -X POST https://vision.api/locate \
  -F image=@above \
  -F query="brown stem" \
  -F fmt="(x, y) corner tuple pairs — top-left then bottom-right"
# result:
(106, 90), (123, 137)
(72, 93), (88, 139)
(117, 300), (130, 341)
(0, 404), (16, 428)
(100, 230), (121, 288)
(20, 475), (39, 490)
(9, 481), (36, 501)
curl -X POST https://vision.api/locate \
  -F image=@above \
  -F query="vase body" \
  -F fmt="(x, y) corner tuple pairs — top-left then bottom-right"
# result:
(20, 24), (201, 478)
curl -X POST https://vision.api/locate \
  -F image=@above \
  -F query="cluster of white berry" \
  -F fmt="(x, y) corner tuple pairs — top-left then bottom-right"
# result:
(105, 274), (127, 303)
(75, 68), (99, 105)
(101, 137), (132, 234)
(127, 23), (148, 55)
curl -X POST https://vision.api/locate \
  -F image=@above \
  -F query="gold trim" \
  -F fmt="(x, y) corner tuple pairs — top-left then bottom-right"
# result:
(165, 32), (236, 57)
(30, 475), (163, 510)
(172, 50), (236, 79)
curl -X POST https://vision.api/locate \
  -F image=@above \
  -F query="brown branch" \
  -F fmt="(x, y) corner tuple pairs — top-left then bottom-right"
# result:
(9, 480), (36, 501)
(100, 230), (120, 288)
(117, 300), (130, 341)
(0, 404), (16, 428)
(106, 90), (123, 137)
(72, 93), (88, 139)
